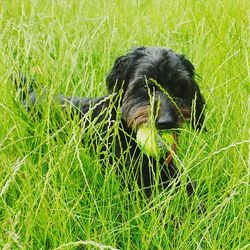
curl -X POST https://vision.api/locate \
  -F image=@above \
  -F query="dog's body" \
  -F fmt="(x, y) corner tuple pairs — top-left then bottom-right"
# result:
(15, 46), (205, 197)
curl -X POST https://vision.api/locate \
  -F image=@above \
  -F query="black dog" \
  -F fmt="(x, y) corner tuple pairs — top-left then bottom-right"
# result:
(14, 46), (205, 197)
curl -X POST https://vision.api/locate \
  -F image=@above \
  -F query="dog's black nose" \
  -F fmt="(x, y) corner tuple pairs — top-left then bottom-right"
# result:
(156, 116), (176, 129)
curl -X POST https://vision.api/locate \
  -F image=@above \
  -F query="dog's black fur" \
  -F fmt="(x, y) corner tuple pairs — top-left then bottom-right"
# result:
(15, 46), (205, 197)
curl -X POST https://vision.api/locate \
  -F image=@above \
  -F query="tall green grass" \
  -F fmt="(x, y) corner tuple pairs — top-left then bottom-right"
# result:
(0, 0), (249, 249)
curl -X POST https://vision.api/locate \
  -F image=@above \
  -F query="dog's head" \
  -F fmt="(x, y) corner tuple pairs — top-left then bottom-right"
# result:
(106, 47), (205, 131)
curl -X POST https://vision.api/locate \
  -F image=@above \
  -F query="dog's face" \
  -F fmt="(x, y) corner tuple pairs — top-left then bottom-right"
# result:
(106, 47), (205, 131)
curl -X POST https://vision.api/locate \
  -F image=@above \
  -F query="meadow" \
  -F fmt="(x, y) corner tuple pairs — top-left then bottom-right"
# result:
(0, 0), (249, 249)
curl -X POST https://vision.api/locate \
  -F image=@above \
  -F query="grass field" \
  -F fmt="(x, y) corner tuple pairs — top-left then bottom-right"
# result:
(0, 0), (249, 249)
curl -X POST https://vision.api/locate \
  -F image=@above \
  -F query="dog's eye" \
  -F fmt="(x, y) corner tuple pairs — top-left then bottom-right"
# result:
(170, 81), (190, 99)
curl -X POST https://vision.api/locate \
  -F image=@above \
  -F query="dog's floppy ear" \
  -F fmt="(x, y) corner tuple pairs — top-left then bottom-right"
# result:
(106, 55), (131, 93)
(178, 54), (195, 77)
(179, 54), (205, 131)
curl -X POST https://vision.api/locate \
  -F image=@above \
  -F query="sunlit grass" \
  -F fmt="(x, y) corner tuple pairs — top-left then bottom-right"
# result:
(0, 0), (249, 249)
